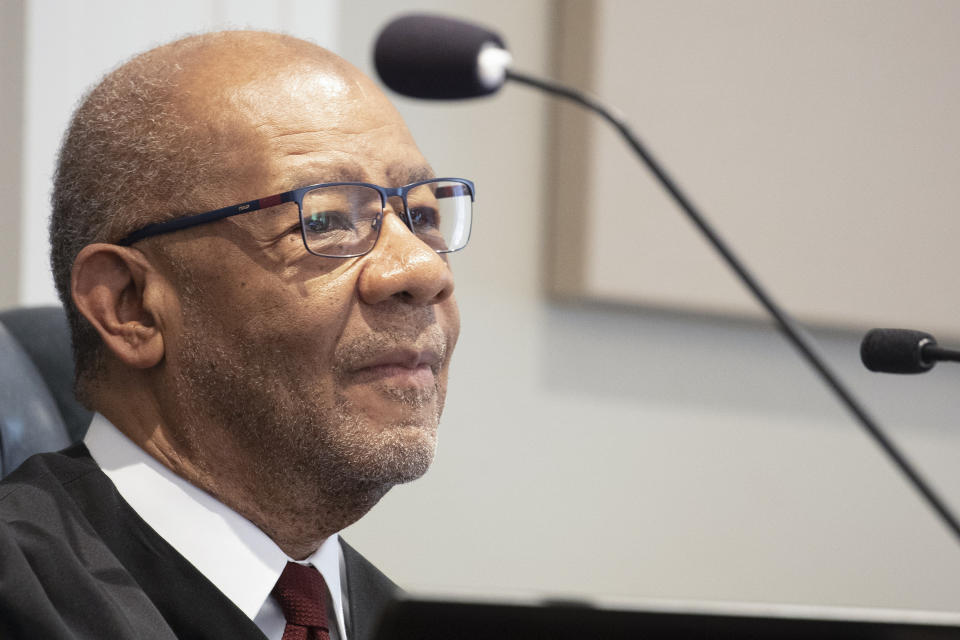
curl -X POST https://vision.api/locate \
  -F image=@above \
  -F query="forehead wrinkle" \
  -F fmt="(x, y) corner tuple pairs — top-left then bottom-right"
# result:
(281, 161), (369, 191)
(280, 161), (436, 193)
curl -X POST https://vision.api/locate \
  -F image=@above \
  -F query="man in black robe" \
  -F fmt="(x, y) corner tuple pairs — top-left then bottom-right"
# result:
(0, 30), (465, 639)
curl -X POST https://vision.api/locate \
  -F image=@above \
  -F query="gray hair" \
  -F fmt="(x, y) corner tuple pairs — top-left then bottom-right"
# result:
(50, 34), (228, 406)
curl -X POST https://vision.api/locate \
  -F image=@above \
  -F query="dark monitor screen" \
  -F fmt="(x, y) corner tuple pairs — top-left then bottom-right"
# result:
(373, 598), (960, 640)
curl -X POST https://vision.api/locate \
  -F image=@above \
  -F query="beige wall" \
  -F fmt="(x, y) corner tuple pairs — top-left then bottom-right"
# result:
(551, 1), (960, 341)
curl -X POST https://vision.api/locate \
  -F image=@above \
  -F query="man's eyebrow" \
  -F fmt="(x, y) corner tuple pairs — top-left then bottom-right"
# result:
(288, 166), (366, 189)
(387, 165), (435, 186)
(284, 164), (435, 192)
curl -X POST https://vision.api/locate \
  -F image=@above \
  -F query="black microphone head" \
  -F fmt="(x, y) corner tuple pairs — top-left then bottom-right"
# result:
(860, 328), (937, 374)
(374, 14), (510, 100)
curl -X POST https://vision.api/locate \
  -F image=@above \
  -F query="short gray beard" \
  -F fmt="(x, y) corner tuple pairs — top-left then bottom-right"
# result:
(168, 304), (443, 530)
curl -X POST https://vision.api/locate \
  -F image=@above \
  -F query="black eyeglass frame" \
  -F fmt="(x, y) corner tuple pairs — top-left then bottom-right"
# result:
(117, 177), (475, 258)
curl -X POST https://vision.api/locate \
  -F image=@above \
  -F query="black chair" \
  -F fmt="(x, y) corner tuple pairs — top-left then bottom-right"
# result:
(0, 306), (92, 477)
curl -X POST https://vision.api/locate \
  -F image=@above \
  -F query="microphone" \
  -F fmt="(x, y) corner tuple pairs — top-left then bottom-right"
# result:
(861, 328), (960, 374)
(374, 14), (512, 99)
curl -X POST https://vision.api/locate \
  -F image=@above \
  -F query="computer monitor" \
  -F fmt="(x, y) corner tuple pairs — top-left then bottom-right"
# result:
(373, 597), (960, 640)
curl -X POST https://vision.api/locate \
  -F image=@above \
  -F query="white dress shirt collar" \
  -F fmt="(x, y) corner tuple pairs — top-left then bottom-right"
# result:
(83, 413), (347, 639)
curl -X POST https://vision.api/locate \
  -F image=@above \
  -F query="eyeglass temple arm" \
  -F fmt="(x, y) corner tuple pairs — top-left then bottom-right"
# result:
(117, 192), (295, 246)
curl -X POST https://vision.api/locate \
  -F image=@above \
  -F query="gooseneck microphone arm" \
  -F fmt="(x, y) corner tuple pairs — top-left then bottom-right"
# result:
(926, 346), (960, 364)
(505, 69), (960, 545)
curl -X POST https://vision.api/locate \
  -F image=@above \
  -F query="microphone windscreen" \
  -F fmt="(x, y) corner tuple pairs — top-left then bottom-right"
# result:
(374, 14), (507, 99)
(860, 328), (936, 374)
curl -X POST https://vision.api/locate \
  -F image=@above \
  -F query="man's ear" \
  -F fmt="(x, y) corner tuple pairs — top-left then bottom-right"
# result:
(71, 243), (167, 369)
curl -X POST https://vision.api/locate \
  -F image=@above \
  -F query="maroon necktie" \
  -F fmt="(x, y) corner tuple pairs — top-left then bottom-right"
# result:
(272, 562), (332, 640)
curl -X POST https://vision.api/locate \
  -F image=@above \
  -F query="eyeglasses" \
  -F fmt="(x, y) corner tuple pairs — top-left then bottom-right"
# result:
(118, 177), (475, 258)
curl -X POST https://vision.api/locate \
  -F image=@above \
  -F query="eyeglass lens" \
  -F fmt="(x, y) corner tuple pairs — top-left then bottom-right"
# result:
(300, 181), (472, 257)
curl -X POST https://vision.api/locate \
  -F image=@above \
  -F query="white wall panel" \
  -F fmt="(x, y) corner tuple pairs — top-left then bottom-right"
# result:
(19, 0), (339, 305)
(0, 0), (24, 308)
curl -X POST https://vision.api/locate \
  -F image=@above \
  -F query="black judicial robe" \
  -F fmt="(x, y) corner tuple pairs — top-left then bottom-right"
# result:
(0, 445), (399, 639)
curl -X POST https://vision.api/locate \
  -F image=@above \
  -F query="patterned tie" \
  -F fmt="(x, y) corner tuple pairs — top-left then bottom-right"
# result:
(272, 561), (332, 640)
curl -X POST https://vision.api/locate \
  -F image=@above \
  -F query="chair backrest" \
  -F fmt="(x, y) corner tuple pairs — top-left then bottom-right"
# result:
(0, 306), (92, 477)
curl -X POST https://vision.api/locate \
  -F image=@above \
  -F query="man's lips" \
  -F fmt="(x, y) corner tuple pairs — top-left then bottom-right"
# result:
(347, 348), (442, 386)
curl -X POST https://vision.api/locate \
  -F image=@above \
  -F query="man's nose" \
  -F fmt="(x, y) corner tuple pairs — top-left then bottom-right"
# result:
(357, 211), (455, 305)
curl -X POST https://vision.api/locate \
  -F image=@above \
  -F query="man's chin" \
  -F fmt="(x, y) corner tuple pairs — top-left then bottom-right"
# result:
(341, 421), (438, 488)
(319, 388), (440, 487)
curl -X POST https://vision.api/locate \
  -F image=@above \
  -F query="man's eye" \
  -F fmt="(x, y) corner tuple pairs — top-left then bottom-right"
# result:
(304, 212), (354, 234)
(409, 207), (439, 229)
